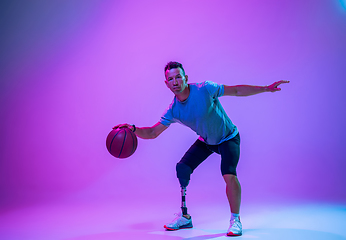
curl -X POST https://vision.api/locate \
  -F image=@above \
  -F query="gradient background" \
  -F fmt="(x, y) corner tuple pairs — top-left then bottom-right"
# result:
(1, 0), (346, 217)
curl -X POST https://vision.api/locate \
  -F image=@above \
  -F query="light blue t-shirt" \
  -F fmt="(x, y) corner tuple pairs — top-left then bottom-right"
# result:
(160, 81), (238, 145)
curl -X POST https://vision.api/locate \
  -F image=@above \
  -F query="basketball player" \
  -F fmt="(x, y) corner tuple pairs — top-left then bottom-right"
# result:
(114, 61), (289, 236)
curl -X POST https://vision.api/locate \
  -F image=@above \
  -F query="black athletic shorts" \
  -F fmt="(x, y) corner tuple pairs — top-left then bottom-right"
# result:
(178, 133), (240, 176)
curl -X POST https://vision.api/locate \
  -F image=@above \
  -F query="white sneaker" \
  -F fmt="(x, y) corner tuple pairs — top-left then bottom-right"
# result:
(164, 213), (193, 231)
(227, 218), (242, 236)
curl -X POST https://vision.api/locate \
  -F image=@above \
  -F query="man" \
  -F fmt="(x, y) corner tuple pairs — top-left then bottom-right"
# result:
(114, 61), (289, 236)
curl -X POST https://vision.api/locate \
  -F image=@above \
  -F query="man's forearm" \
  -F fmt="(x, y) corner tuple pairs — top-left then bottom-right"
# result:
(235, 85), (268, 96)
(134, 127), (156, 139)
(223, 80), (288, 96)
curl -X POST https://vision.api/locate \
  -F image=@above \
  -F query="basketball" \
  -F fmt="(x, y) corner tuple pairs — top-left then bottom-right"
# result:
(106, 127), (138, 158)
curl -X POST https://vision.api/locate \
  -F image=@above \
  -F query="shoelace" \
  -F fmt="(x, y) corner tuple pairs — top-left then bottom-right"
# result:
(170, 213), (186, 226)
(171, 213), (182, 223)
(230, 219), (241, 229)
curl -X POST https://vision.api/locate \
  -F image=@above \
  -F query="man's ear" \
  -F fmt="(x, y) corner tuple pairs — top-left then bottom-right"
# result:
(185, 75), (188, 83)
(164, 80), (169, 88)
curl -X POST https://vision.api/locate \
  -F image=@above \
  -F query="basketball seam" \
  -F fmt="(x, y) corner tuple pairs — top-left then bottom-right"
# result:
(109, 130), (121, 153)
(118, 130), (127, 158)
(130, 131), (135, 154)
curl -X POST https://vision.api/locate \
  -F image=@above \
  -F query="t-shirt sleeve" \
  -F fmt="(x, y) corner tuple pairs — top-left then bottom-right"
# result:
(159, 103), (176, 127)
(204, 81), (224, 98)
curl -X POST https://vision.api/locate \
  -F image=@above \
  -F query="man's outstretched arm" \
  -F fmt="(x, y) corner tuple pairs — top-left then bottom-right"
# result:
(223, 80), (289, 96)
(113, 122), (168, 139)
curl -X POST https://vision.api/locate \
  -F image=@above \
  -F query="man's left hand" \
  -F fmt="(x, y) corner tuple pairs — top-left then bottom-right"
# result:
(267, 80), (290, 92)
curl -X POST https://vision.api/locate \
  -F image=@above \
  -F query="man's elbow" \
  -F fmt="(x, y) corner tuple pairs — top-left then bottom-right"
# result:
(231, 86), (240, 96)
(224, 86), (239, 96)
(149, 129), (159, 139)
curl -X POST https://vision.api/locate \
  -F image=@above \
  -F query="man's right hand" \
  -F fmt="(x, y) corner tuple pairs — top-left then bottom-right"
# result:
(113, 123), (134, 132)
(113, 122), (168, 139)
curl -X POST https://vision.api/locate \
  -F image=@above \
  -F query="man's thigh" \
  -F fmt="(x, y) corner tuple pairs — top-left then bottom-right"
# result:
(179, 139), (213, 171)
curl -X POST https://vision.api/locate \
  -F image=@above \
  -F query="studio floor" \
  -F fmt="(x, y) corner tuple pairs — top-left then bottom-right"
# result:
(1, 197), (345, 240)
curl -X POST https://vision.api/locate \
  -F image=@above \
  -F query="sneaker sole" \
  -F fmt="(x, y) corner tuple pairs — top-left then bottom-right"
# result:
(227, 232), (242, 236)
(164, 225), (193, 231)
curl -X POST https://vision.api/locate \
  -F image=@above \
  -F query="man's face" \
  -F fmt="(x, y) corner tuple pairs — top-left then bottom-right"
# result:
(165, 67), (188, 94)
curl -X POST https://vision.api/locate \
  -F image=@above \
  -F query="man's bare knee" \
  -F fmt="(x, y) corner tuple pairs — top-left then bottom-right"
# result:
(223, 174), (237, 183)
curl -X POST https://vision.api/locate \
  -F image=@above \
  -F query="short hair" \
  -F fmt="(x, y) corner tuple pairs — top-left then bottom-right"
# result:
(164, 61), (185, 76)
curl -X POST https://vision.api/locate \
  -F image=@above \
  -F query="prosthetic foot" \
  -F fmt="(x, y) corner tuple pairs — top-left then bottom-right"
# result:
(164, 187), (193, 230)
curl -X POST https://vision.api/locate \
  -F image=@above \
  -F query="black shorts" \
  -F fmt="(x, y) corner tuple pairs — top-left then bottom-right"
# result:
(178, 133), (240, 176)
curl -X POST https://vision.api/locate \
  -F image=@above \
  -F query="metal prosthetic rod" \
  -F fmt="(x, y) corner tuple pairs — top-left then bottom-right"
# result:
(176, 162), (192, 216)
(181, 187), (188, 215)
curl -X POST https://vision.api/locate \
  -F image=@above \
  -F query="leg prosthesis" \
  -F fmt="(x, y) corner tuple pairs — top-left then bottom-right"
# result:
(176, 162), (193, 215)
(176, 162), (192, 188)
(181, 187), (187, 215)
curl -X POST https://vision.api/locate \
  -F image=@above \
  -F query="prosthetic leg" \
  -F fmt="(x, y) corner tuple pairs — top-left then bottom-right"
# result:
(164, 185), (193, 230)
(163, 162), (194, 230)
(181, 187), (187, 215)
(176, 162), (193, 216)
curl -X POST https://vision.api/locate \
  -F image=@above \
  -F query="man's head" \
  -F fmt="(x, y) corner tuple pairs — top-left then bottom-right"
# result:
(164, 61), (188, 95)
(164, 61), (186, 78)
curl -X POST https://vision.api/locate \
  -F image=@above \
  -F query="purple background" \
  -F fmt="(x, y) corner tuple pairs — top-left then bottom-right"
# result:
(1, 0), (346, 209)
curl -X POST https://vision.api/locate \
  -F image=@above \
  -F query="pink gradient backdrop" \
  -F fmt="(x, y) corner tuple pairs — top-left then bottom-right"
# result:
(1, 0), (346, 209)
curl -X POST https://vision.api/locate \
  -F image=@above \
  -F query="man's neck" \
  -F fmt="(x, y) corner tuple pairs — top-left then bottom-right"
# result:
(176, 84), (190, 102)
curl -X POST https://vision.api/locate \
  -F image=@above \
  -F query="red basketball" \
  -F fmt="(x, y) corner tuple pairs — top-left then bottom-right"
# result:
(106, 128), (138, 158)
